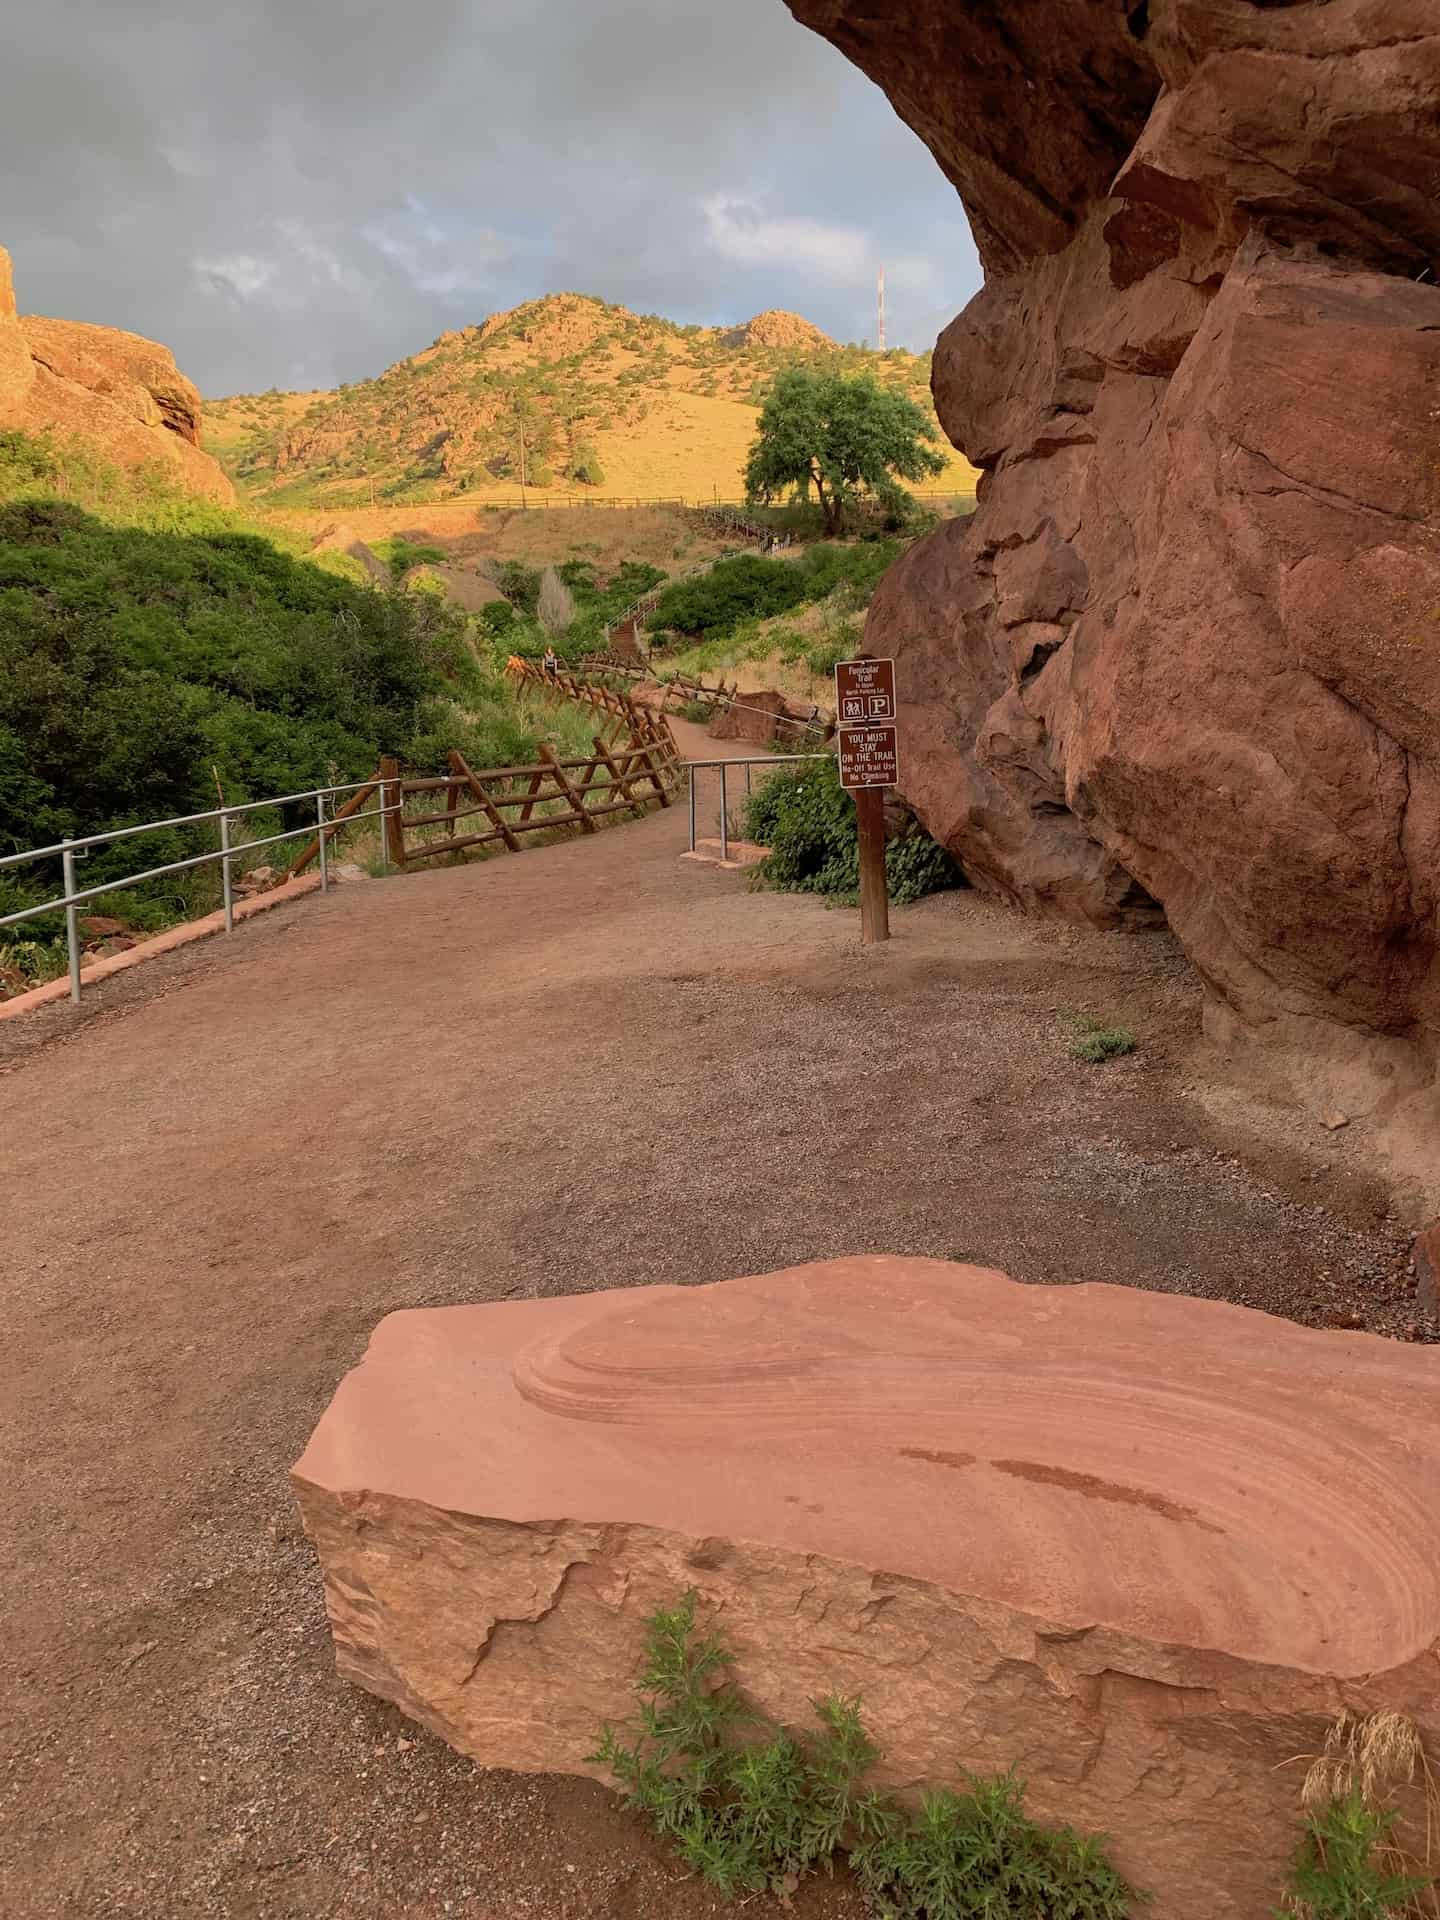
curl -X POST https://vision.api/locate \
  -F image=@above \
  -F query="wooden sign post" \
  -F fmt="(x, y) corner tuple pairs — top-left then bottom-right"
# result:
(834, 658), (899, 945)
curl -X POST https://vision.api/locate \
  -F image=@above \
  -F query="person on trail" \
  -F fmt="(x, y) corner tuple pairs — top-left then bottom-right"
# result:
(542, 644), (559, 678)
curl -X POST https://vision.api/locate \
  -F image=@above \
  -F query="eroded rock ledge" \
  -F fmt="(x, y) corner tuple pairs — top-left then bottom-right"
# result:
(784, 2), (1440, 1200)
(294, 1256), (1440, 1919)
(0, 244), (233, 503)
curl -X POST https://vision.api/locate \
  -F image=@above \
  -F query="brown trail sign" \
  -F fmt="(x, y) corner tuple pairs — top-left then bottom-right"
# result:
(834, 656), (896, 727)
(835, 658), (899, 946)
(836, 723), (899, 790)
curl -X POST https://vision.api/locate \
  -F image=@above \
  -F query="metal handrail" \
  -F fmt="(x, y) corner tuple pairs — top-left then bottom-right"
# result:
(684, 752), (830, 863)
(0, 776), (383, 870)
(1, 775), (402, 1006)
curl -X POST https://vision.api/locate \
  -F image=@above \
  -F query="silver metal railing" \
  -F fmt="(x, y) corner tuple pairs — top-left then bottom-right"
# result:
(0, 776), (401, 1005)
(685, 754), (829, 863)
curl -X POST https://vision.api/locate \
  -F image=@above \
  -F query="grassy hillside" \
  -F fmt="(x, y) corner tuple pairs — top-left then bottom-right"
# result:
(206, 294), (979, 511)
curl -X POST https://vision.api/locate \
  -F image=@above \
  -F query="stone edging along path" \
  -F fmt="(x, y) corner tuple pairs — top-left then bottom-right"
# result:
(0, 873), (322, 1022)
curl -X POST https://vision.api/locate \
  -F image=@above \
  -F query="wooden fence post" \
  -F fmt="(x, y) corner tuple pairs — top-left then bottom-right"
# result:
(540, 742), (599, 833)
(380, 756), (407, 868)
(449, 750), (521, 853)
(283, 777), (378, 881)
(593, 735), (647, 817)
(516, 767), (548, 825)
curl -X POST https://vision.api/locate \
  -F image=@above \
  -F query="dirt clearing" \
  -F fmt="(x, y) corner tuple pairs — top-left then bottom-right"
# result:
(0, 733), (1423, 1918)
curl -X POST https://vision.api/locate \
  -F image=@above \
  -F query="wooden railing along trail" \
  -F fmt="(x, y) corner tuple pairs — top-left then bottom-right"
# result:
(576, 652), (737, 717)
(284, 677), (681, 879)
(571, 653), (832, 746)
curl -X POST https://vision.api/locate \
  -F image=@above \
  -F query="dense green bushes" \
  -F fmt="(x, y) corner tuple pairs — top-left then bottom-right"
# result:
(647, 540), (900, 644)
(499, 555), (666, 661)
(650, 553), (809, 638)
(743, 757), (961, 905)
(0, 431), (526, 954)
(372, 536), (445, 581)
(0, 495), (476, 841)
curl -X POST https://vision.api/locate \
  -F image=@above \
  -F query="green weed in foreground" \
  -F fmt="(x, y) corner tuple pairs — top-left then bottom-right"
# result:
(1278, 1794), (1427, 1918)
(1068, 1016), (1137, 1064)
(590, 1592), (1141, 1917)
(1277, 1711), (1437, 1919)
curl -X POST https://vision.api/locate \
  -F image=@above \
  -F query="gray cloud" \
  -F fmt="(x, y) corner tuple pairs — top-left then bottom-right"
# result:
(2, 0), (980, 395)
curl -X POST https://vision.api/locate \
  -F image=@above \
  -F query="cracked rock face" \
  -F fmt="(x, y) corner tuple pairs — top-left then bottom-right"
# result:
(294, 1256), (1440, 1919)
(784, 1), (1440, 1197)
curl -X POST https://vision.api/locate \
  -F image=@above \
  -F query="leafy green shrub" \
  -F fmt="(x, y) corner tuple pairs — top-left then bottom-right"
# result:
(1278, 1713), (1436, 1920)
(1280, 1794), (1426, 1918)
(853, 1774), (1139, 1920)
(885, 830), (966, 905)
(681, 699), (712, 725)
(743, 758), (961, 905)
(591, 1592), (1139, 1917)
(1068, 1017), (1137, 1064)
(648, 542), (902, 646)
(795, 540), (901, 604)
(372, 537), (445, 582)
(478, 600), (517, 639)
(0, 432), (492, 945)
(570, 444), (606, 486)
(649, 554), (810, 640)
(496, 561), (543, 616)
(804, 621), (861, 679)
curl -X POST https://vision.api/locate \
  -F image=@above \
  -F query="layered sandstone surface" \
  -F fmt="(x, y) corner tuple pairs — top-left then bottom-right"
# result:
(784, 2), (1440, 1198)
(294, 1256), (1440, 1919)
(0, 245), (233, 502)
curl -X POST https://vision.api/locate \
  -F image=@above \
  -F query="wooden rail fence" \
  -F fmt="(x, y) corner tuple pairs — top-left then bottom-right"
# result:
(570, 654), (831, 744)
(284, 686), (681, 879)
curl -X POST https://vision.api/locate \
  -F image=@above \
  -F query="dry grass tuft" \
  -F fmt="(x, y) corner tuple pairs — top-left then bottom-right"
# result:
(1301, 1711), (1426, 1815)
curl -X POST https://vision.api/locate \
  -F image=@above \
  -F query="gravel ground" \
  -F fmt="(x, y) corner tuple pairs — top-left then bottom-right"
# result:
(0, 726), (1428, 1918)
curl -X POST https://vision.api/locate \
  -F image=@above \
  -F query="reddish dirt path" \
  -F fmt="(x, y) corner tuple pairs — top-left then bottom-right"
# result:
(0, 725), (1419, 1919)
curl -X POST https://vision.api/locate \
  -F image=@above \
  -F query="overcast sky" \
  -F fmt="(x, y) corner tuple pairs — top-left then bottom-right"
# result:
(1, 0), (979, 397)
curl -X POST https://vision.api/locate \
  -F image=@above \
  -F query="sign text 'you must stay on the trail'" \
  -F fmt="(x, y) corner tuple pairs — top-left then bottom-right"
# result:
(834, 657), (899, 791)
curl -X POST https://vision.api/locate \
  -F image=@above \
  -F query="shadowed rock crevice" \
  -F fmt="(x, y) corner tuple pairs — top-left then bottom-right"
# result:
(784, 0), (1440, 1202)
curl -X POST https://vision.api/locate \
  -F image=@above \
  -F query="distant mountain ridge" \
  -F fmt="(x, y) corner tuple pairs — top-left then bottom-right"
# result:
(205, 292), (977, 510)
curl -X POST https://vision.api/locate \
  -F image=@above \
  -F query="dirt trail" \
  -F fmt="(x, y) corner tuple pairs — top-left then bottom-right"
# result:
(0, 724), (1418, 1920)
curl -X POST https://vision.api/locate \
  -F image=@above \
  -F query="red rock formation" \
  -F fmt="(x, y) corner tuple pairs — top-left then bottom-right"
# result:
(726, 309), (837, 351)
(707, 686), (818, 743)
(294, 1255), (1440, 1920)
(784, 2), (1440, 1201)
(0, 246), (36, 421)
(0, 245), (233, 503)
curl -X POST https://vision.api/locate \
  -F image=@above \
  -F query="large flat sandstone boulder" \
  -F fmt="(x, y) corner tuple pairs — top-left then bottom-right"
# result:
(294, 1256), (1440, 1920)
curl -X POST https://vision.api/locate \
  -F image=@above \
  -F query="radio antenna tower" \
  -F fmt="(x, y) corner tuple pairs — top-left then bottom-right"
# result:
(876, 264), (886, 353)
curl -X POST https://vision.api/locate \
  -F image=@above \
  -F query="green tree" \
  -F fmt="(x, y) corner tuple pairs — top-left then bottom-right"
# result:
(744, 368), (946, 535)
